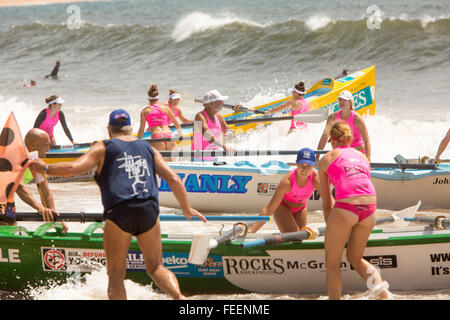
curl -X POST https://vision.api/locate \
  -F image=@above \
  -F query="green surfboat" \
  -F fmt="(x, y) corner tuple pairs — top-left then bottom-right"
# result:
(1, 222), (449, 295)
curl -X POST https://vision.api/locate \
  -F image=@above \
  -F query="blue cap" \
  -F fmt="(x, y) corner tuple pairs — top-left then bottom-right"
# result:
(109, 109), (131, 126)
(296, 148), (315, 166)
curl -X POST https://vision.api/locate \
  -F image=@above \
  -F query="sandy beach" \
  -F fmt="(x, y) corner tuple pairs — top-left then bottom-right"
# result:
(0, 0), (103, 7)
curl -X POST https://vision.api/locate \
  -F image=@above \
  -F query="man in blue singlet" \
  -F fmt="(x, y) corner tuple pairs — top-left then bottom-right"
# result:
(31, 109), (207, 300)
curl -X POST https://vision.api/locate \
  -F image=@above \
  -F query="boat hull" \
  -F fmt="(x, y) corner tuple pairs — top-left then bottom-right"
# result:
(0, 223), (449, 294)
(157, 161), (450, 211)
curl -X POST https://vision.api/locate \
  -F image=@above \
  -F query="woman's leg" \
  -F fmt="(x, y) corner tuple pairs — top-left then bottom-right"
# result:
(324, 208), (358, 299)
(273, 204), (301, 233)
(346, 214), (390, 298)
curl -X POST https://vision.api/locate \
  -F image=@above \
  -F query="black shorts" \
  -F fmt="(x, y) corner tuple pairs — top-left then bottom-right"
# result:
(104, 198), (159, 236)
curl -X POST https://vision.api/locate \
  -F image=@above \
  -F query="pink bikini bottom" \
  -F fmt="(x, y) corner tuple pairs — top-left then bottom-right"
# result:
(334, 201), (376, 221)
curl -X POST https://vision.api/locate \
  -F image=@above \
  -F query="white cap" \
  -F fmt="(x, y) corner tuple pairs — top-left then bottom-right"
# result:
(202, 89), (229, 104)
(338, 90), (353, 101)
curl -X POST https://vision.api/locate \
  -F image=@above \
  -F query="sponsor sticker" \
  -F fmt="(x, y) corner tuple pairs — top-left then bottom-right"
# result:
(256, 183), (277, 196)
(41, 247), (106, 272)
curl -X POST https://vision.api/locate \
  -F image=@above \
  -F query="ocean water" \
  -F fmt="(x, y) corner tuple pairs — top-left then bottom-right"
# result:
(0, 0), (449, 301)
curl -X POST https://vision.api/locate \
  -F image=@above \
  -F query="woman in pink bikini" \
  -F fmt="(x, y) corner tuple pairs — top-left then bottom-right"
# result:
(318, 122), (391, 300)
(249, 148), (320, 233)
(264, 81), (309, 135)
(317, 90), (371, 162)
(33, 95), (75, 147)
(191, 89), (236, 161)
(161, 89), (191, 124)
(137, 84), (182, 151)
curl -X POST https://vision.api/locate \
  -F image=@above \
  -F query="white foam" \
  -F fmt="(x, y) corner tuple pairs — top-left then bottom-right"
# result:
(171, 12), (266, 42)
(305, 15), (333, 31)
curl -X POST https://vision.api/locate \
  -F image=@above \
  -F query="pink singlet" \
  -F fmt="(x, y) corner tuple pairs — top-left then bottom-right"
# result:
(327, 146), (377, 221)
(39, 107), (59, 139)
(145, 105), (171, 128)
(289, 98), (309, 130)
(281, 169), (315, 214)
(335, 110), (364, 148)
(191, 110), (223, 161)
(145, 105), (173, 139)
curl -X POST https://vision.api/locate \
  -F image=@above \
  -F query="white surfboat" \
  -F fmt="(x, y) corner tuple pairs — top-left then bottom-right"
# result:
(158, 160), (450, 212)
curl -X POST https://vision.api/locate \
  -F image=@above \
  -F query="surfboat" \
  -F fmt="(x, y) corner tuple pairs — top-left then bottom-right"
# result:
(0, 219), (449, 294)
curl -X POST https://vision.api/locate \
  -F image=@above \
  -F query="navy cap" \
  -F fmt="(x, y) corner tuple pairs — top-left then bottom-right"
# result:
(296, 148), (315, 166)
(109, 109), (131, 126)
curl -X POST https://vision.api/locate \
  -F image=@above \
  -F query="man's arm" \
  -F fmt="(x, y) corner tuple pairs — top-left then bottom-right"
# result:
(33, 109), (46, 128)
(31, 142), (104, 176)
(59, 111), (74, 143)
(153, 148), (207, 223)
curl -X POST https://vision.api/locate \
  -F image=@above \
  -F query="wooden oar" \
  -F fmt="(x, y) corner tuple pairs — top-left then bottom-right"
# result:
(194, 98), (265, 114)
(14, 212), (270, 223)
(241, 201), (422, 248)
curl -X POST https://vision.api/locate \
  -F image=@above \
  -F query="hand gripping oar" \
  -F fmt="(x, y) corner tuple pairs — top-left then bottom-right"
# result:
(14, 212), (270, 223)
(241, 201), (422, 248)
(194, 98), (265, 114)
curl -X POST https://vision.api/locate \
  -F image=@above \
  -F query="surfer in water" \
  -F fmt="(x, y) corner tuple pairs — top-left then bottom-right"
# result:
(45, 61), (60, 80)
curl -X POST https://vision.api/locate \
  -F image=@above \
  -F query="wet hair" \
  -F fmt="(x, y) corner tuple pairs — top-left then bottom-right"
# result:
(294, 81), (306, 94)
(147, 84), (159, 99)
(330, 122), (353, 145)
(45, 95), (58, 104)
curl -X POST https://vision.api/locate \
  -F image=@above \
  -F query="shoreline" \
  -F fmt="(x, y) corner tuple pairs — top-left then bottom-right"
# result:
(0, 0), (105, 8)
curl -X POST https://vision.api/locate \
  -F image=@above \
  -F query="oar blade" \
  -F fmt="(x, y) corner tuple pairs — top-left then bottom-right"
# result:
(188, 234), (216, 265)
(391, 201), (422, 228)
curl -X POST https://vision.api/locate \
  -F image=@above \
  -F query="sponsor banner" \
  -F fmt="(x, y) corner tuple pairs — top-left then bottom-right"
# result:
(41, 247), (106, 272)
(0, 248), (21, 263)
(125, 250), (224, 278)
(329, 86), (373, 113)
(429, 252), (450, 276)
(159, 173), (253, 194)
(163, 253), (224, 278)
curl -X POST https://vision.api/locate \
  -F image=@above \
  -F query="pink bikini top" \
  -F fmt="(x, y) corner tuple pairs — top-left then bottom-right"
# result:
(145, 105), (171, 128)
(335, 110), (364, 148)
(326, 146), (376, 200)
(39, 107), (59, 138)
(282, 169), (315, 204)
